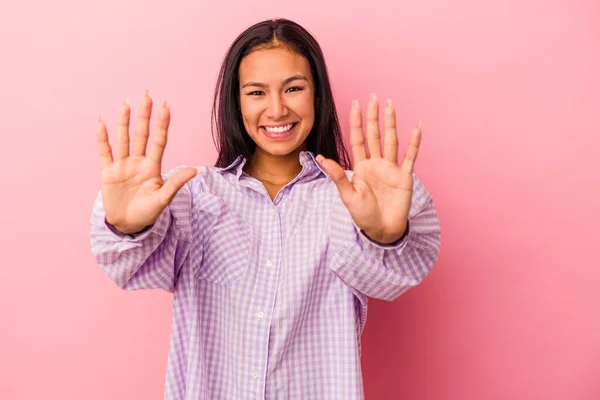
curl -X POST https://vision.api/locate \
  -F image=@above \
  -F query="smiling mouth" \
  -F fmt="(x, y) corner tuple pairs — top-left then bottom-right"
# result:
(262, 122), (297, 133)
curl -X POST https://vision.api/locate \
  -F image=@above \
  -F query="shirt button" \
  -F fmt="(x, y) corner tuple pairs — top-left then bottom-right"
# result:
(252, 370), (259, 379)
(266, 260), (273, 268)
(257, 311), (264, 319)
(271, 210), (277, 218)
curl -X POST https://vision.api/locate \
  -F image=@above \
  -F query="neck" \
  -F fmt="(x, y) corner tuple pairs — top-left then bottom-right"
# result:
(244, 146), (305, 185)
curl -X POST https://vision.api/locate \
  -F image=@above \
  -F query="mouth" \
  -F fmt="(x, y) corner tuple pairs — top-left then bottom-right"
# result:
(260, 122), (298, 140)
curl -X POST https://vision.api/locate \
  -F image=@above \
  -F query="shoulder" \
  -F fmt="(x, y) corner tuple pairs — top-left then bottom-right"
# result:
(163, 165), (233, 193)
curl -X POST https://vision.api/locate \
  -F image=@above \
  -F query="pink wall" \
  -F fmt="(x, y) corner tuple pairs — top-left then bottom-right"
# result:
(1, 0), (598, 399)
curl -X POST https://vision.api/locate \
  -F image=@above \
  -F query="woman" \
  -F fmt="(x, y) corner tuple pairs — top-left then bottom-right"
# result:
(91, 18), (441, 400)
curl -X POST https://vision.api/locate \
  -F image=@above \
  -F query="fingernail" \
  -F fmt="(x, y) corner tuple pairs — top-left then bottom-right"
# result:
(386, 99), (392, 107)
(146, 89), (152, 98)
(315, 154), (324, 163)
(163, 100), (169, 108)
(352, 100), (359, 108)
(370, 92), (377, 101)
(123, 97), (130, 106)
(418, 120), (422, 129)
(98, 115), (102, 123)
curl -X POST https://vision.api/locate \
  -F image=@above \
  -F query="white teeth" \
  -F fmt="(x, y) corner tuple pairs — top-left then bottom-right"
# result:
(264, 124), (293, 133)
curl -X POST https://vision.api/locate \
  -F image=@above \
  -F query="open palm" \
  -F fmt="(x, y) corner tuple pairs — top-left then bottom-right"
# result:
(316, 94), (422, 244)
(96, 92), (197, 234)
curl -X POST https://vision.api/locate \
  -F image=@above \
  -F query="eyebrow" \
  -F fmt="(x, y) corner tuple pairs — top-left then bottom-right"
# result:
(241, 74), (308, 89)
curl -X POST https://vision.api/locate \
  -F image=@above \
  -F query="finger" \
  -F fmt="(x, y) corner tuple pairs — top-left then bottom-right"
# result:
(383, 99), (398, 164)
(349, 100), (367, 163)
(366, 93), (381, 158)
(96, 116), (114, 168)
(315, 154), (354, 205)
(159, 167), (199, 205)
(115, 98), (131, 160)
(147, 101), (170, 165)
(401, 121), (422, 174)
(133, 90), (152, 156)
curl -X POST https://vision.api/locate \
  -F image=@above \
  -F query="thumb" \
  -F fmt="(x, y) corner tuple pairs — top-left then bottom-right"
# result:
(315, 154), (354, 204)
(159, 167), (199, 204)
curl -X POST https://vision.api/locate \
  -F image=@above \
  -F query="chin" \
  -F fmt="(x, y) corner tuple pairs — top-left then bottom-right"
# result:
(256, 141), (304, 157)
(251, 127), (310, 158)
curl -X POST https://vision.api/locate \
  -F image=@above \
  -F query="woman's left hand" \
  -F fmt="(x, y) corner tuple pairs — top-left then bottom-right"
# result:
(316, 93), (422, 244)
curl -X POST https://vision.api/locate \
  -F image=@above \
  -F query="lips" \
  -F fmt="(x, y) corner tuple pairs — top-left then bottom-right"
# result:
(261, 122), (298, 140)
(264, 123), (295, 133)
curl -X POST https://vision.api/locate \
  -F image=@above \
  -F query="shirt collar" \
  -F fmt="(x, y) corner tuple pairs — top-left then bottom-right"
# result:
(216, 151), (328, 179)
(215, 155), (247, 179)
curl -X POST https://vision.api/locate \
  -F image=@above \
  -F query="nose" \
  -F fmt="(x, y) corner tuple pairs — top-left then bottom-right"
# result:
(266, 94), (288, 120)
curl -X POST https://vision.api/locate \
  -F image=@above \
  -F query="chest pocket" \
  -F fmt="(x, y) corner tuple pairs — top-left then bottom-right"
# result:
(195, 203), (251, 286)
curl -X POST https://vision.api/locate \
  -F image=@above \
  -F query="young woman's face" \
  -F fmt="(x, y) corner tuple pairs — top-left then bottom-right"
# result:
(238, 47), (315, 158)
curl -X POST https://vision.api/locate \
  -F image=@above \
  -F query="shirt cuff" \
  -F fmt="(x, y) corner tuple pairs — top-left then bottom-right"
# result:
(103, 207), (172, 241)
(354, 220), (411, 250)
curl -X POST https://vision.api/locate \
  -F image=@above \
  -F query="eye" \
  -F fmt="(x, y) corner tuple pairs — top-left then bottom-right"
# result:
(247, 91), (264, 96)
(286, 86), (303, 93)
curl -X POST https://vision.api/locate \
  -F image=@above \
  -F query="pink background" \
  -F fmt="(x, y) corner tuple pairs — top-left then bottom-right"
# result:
(1, 0), (598, 399)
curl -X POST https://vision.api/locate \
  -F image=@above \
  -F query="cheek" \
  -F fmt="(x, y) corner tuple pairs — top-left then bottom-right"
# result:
(292, 95), (315, 120)
(240, 103), (260, 127)
(299, 103), (315, 124)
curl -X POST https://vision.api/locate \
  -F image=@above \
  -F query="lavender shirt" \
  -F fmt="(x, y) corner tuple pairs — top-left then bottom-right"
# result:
(89, 151), (441, 399)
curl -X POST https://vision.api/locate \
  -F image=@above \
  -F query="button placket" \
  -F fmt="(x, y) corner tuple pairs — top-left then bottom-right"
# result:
(248, 202), (282, 393)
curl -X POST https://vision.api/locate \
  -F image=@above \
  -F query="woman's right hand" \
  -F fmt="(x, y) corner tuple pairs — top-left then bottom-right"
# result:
(96, 91), (198, 234)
